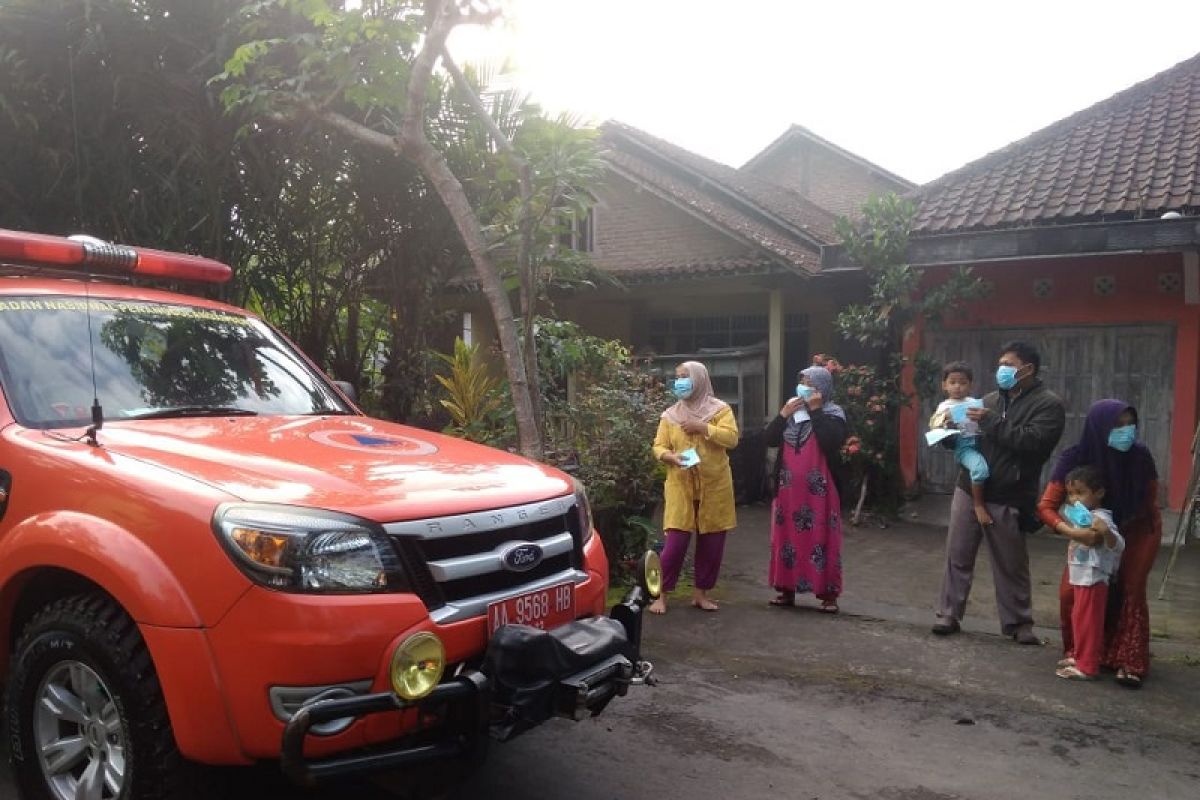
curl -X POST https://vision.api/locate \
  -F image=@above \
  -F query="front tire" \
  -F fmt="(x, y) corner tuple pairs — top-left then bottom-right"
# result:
(5, 593), (184, 800)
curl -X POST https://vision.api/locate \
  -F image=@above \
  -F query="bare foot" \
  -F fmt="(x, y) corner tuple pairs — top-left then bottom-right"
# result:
(974, 505), (993, 527)
(691, 591), (719, 611)
(648, 596), (667, 615)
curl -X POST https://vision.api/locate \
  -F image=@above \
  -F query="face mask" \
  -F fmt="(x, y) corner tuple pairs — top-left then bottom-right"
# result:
(995, 364), (1021, 390)
(1063, 501), (1093, 528)
(672, 377), (694, 399)
(796, 383), (814, 400)
(1108, 424), (1136, 452)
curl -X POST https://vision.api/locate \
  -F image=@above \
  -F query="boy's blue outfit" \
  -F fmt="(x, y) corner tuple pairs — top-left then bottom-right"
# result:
(930, 398), (989, 483)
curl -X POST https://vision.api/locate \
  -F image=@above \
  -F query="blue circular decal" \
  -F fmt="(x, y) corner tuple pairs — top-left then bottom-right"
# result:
(309, 429), (438, 456)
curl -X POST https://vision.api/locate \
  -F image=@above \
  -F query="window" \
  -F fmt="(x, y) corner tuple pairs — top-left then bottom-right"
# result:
(646, 313), (775, 354)
(557, 208), (594, 253)
(0, 296), (349, 428)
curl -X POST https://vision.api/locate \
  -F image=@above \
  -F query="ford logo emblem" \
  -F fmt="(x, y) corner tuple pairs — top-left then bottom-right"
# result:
(501, 542), (544, 572)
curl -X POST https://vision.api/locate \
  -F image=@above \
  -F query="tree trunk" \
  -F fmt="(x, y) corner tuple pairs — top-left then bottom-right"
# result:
(398, 133), (542, 458)
(308, 0), (543, 459)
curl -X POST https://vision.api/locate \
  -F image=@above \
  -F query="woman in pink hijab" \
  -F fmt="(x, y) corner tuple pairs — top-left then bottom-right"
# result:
(649, 361), (739, 614)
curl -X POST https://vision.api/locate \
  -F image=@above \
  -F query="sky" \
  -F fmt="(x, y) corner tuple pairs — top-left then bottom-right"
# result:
(447, 0), (1200, 185)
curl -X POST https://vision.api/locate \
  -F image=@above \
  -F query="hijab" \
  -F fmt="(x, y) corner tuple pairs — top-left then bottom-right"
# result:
(1050, 398), (1158, 526)
(662, 361), (729, 426)
(783, 365), (847, 447)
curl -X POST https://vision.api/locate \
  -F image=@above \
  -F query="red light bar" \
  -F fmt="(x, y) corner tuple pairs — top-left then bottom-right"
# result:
(0, 228), (232, 284)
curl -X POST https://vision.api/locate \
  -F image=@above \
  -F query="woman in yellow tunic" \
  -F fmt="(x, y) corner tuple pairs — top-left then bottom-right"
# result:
(648, 361), (739, 614)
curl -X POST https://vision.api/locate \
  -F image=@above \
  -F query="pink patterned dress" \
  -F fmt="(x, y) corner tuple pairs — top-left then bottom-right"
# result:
(768, 434), (843, 600)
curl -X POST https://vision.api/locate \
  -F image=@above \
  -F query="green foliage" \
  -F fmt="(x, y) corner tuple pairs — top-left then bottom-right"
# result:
(537, 320), (664, 579)
(437, 319), (665, 576)
(835, 194), (988, 350)
(433, 338), (507, 444)
(832, 193), (990, 509)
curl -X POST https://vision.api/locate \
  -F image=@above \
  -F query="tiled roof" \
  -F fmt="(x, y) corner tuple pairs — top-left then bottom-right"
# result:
(915, 52), (1200, 234)
(599, 123), (834, 276)
(604, 148), (819, 274)
(598, 254), (788, 282)
(606, 122), (840, 245)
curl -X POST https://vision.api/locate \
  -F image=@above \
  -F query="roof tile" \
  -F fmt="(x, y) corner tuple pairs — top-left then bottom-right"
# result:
(915, 53), (1200, 232)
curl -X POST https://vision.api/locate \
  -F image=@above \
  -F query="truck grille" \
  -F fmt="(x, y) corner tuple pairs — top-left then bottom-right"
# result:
(383, 494), (586, 624)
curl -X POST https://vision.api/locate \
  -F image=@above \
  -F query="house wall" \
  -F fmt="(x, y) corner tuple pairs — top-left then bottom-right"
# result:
(900, 252), (1200, 509)
(744, 142), (907, 219)
(452, 276), (847, 430)
(592, 171), (753, 271)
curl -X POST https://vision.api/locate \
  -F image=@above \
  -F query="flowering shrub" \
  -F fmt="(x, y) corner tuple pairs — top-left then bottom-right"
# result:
(811, 353), (906, 509)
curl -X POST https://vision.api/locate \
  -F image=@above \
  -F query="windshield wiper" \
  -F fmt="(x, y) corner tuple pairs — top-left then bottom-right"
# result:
(127, 406), (259, 420)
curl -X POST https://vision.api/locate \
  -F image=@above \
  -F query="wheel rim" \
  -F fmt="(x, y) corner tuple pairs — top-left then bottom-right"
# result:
(34, 660), (127, 800)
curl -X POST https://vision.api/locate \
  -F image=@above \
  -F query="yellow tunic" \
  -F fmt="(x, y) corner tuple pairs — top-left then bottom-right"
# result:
(652, 406), (739, 534)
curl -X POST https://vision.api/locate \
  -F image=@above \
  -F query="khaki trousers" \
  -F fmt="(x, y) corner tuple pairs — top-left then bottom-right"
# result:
(935, 488), (1034, 634)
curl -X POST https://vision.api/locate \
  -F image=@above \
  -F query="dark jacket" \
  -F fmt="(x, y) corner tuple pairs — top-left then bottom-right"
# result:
(958, 379), (1065, 525)
(764, 409), (848, 500)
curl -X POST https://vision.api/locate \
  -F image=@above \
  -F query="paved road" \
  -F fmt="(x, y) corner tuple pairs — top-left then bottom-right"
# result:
(4, 514), (1198, 799)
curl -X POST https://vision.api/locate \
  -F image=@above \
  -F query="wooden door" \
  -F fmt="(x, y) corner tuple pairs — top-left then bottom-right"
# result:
(918, 325), (1175, 503)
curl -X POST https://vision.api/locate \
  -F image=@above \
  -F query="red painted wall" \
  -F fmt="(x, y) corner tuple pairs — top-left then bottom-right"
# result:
(901, 252), (1199, 509)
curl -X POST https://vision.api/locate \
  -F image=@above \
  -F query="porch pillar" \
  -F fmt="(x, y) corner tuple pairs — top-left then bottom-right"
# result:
(768, 289), (784, 416)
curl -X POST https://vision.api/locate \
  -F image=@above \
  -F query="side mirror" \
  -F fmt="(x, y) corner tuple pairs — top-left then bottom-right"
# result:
(332, 380), (358, 403)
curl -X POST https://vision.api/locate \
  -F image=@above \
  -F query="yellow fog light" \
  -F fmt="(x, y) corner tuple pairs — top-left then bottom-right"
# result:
(389, 632), (445, 701)
(642, 550), (663, 599)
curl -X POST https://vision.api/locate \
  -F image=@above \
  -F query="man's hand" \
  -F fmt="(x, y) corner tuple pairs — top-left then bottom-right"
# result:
(681, 419), (709, 436)
(965, 407), (991, 423)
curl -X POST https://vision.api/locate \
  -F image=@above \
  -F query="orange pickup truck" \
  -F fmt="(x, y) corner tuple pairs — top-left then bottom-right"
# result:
(0, 229), (659, 800)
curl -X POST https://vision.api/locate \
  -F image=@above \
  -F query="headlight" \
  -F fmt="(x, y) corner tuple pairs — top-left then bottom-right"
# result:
(213, 503), (408, 593)
(389, 632), (445, 701)
(642, 550), (663, 599)
(571, 478), (594, 543)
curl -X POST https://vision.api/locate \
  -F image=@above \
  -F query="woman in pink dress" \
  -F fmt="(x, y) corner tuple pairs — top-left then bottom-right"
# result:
(765, 365), (848, 612)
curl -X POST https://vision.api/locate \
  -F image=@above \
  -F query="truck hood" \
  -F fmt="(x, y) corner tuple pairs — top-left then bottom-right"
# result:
(93, 415), (573, 521)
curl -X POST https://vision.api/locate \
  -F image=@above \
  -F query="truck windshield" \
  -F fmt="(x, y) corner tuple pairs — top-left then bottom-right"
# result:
(0, 296), (351, 428)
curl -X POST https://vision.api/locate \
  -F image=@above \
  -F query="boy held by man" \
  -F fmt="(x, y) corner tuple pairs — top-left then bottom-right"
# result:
(1055, 464), (1124, 680)
(929, 361), (991, 527)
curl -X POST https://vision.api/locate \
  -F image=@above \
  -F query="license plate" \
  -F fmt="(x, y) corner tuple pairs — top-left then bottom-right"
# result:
(487, 582), (575, 637)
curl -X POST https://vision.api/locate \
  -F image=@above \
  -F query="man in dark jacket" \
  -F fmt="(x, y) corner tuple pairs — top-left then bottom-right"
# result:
(932, 340), (1065, 644)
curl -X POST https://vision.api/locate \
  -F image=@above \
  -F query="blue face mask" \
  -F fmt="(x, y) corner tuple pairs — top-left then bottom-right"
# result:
(1063, 500), (1093, 528)
(672, 377), (694, 399)
(1108, 424), (1136, 452)
(995, 364), (1020, 390)
(796, 383), (814, 400)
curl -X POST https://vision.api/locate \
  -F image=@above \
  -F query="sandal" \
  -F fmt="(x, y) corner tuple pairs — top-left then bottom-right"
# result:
(1115, 668), (1143, 688)
(1055, 665), (1097, 681)
(818, 600), (839, 614)
(768, 592), (796, 607)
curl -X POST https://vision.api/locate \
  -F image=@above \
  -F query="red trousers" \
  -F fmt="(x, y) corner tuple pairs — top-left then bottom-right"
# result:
(1061, 580), (1109, 676)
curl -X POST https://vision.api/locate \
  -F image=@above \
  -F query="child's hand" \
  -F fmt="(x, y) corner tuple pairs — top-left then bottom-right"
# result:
(973, 505), (993, 527)
(1090, 516), (1110, 535)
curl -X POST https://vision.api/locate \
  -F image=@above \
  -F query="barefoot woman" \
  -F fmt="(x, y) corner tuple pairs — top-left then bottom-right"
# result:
(649, 361), (738, 614)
